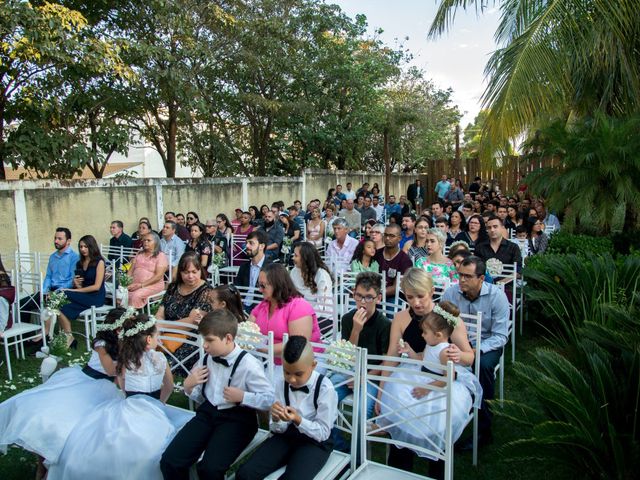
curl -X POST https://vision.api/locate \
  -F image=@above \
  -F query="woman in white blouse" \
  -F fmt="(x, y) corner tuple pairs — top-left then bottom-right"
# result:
(290, 242), (333, 307)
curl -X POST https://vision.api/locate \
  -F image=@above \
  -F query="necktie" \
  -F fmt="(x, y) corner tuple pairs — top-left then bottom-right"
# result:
(289, 385), (309, 394)
(211, 356), (230, 367)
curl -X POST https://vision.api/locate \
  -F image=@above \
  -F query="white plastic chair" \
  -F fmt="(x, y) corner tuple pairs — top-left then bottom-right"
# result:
(2, 270), (47, 380)
(350, 353), (456, 480)
(460, 311), (482, 466)
(308, 294), (339, 342)
(493, 263), (519, 363)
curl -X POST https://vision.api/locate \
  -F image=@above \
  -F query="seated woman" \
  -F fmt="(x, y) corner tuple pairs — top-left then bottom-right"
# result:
(375, 268), (478, 472)
(132, 220), (153, 251)
(232, 211), (255, 266)
(455, 213), (488, 250)
(414, 228), (458, 286)
(248, 263), (321, 364)
(306, 208), (325, 249)
(185, 223), (212, 269)
(526, 216), (549, 255)
(350, 238), (379, 273)
(155, 252), (215, 373)
(58, 235), (106, 348)
(290, 242), (333, 303)
(403, 217), (430, 263)
(127, 232), (168, 309)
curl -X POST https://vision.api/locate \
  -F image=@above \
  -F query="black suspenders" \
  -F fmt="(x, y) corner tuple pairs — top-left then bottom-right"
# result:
(283, 373), (325, 411)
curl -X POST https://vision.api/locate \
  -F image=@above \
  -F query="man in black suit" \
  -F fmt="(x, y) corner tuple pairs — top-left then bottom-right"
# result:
(233, 230), (271, 312)
(407, 179), (424, 211)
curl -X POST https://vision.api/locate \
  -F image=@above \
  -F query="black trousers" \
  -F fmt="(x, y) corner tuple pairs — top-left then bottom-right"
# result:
(478, 348), (503, 436)
(160, 401), (257, 480)
(236, 425), (332, 480)
(388, 446), (444, 479)
(19, 292), (42, 323)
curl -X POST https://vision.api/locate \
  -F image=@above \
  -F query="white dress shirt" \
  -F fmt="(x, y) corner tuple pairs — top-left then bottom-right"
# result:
(188, 344), (274, 411)
(270, 370), (338, 443)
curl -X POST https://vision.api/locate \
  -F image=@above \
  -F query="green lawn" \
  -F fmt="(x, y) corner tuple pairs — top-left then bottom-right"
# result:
(0, 325), (566, 479)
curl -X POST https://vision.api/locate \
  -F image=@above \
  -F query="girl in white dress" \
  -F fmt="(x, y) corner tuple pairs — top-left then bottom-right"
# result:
(0, 307), (126, 476)
(48, 313), (193, 480)
(379, 302), (482, 464)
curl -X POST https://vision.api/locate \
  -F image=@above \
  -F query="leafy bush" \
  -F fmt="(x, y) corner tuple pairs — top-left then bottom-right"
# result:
(546, 231), (614, 257)
(495, 297), (640, 478)
(524, 254), (640, 347)
(610, 230), (640, 255)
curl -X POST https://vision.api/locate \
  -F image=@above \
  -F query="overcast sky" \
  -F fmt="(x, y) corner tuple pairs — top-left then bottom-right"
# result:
(332, 0), (500, 128)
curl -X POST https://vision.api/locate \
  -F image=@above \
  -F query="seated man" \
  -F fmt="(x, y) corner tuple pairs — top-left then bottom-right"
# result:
(21, 227), (79, 324)
(475, 215), (522, 272)
(260, 210), (284, 261)
(234, 230), (271, 312)
(325, 218), (359, 275)
(108, 220), (133, 266)
(338, 199), (362, 237)
(374, 224), (412, 301)
(159, 220), (186, 280)
(331, 272), (390, 451)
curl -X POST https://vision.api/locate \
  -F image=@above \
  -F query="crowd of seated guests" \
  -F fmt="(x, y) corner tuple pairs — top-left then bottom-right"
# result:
(0, 176), (561, 478)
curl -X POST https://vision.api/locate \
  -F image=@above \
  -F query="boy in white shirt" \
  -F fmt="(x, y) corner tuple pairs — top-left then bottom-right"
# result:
(236, 336), (338, 480)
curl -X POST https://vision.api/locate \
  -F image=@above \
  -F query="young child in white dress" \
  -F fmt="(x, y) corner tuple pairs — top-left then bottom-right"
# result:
(379, 301), (481, 477)
(0, 307), (126, 477)
(48, 312), (193, 480)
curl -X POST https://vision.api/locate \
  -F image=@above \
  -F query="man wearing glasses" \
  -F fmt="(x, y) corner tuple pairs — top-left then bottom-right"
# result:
(331, 272), (390, 451)
(441, 256), (509, 450)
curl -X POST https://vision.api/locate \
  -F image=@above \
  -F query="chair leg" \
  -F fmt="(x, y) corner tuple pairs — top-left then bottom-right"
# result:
(4, 343), (13, 381)
(499, 355), (505, 405)
(84, 314), (92, 352)
(472, 406), (478, 466)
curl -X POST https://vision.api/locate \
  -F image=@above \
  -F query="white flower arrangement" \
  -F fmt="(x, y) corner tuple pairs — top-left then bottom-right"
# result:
(96, 306), (136, 332)
(212, 252), (226, 269)
(486, 257), (504, 276)
(449, 240), (470, 252)
(432, 304), (460, 328)
(45, 290), (70, 314)
(281, 236), (293, 254)
(325, 339), (357, 370)
(235, 321), (263, 351)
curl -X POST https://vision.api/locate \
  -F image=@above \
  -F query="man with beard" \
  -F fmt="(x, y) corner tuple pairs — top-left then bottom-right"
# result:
(234, 230), (271, 311)
(374, 224), (412, 299)
(260, 210), (284, 261)
(21, 227), (79, 323)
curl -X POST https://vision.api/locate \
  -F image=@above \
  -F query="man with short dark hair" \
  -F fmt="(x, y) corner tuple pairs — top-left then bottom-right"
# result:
(109, 220), (133, 264)
(334, 184), (346, 206)
(468, 176), (482, 197)
(21, 227), (79, 324)
(475, 216), (522, 270)
(431, 201), (447, 221)
(165, 211), (190, 241)
(259, 210), (284, 261)
(160, 221), (186, 278)
(371, 196), (384, 222)
(374, 224), (412, 298)
(339, 199), (361, 236)
(435, 174), (450, 200)
(442, 256), (509, 449)
(343, 182), (356, 201)
(400, 213), (415, 249)
(360, 197), (377, 225)
(235, 230), (272, 311)
(384, 195), (401, 218)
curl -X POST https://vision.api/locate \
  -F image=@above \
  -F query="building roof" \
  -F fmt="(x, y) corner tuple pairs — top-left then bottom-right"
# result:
(3, 162), (142, 180)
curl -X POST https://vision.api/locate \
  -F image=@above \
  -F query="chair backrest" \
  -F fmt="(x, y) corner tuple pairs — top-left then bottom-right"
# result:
(338, 270), (386, 318)
(156, 320), (204, 377)
(307, 294), (338, 342)
(362, 352), (455, 479)
(236, 329), (276, 385)
(100, 244), (139, 268)
(460, 312), (482, 379)
(234, 285), (263, 311)
(230, 234), (250, 266)
(145, 290), (166, 315)
(14, 270), (43, 320)
(14, 251), (42, 279)
(544, 224), (556, 235)
(491, 262), (518, 330)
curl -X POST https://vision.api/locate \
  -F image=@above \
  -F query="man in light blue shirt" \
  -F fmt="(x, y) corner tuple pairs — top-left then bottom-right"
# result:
(160, 221), (186, 279)
(435, 174), (451, 200)
(441, 255), (509, 449)
(21, 227), (79, 323)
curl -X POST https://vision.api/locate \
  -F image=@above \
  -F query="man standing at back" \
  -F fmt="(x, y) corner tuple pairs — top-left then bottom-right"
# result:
(435, 174), (450, 201)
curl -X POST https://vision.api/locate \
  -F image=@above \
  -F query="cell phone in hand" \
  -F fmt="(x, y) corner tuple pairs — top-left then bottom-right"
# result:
(74, 268), (84, 278)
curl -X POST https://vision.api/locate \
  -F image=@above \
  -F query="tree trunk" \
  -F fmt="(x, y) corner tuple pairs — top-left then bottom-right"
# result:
(166, 104), (178, 178)
(383, 127), (391, 199)
(453, 124), (461, 177)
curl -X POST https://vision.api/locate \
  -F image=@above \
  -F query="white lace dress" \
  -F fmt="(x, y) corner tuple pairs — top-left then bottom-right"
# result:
(48, 350), (193, 479)
(378, 342), (482, 460)
(0, 342), (122, 463)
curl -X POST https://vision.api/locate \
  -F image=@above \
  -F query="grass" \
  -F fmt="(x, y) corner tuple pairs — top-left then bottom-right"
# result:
(0, 324), (567, 479)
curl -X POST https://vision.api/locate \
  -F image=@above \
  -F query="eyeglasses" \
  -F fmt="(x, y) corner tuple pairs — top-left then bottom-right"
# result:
(187, 216), (195, 220)
(458, 272), (479, 280)
(354, 293), (377, 303)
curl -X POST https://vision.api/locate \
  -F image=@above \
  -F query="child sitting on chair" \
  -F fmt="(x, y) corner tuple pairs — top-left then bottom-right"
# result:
(161, 309), (274, 480)
(236, 335), (338, 480)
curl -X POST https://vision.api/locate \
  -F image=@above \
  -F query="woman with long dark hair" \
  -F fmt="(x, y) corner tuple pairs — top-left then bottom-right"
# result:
(58, 235), (106, 348)
(290, 242), (333, 301)
(185, 223), (212, 268)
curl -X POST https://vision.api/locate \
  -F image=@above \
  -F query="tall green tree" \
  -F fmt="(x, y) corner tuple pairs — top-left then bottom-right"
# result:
(429, 1), (640, 158)
(0, 0), (127, 179)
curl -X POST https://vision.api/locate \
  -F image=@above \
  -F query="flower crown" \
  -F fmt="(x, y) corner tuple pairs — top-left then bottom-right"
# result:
(432, 304), (460, 328)
(96, 306), (137, 332)
(118, 316), (157, 339)
(449, 240), (470, 252)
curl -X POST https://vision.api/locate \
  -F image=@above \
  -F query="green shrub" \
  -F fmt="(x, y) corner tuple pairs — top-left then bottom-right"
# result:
(495, 298), (640, 478)
(546, 231), (614, 257)
(523, 254), (640, 347)
(610, 230), (640, 255)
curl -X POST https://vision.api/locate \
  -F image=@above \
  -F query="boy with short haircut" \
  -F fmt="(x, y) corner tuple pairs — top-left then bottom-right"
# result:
(236, 336), (338, 480)
(161, 310), (274, 480)
(331, 272), (390, 450)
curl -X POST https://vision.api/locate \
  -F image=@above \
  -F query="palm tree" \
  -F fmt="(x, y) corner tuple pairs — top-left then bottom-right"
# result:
(428, 1), (640, 158)
(523, 114), (640, 234)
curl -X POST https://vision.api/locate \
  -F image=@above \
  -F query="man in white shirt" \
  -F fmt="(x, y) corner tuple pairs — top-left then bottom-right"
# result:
(160, 221), (186, 279)
(372, 195), (385, 222)
(343, 182), (357, 201)
(326, 218), (359, 274)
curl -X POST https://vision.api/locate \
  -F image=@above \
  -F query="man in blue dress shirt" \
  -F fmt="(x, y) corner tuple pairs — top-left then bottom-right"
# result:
(21, 227), (79, 323)
(441, 256), (510, 449)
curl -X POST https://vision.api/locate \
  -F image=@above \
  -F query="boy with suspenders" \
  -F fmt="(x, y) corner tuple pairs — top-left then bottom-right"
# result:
(236, 336), (338, 480)
(161, 310), (274, 480)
